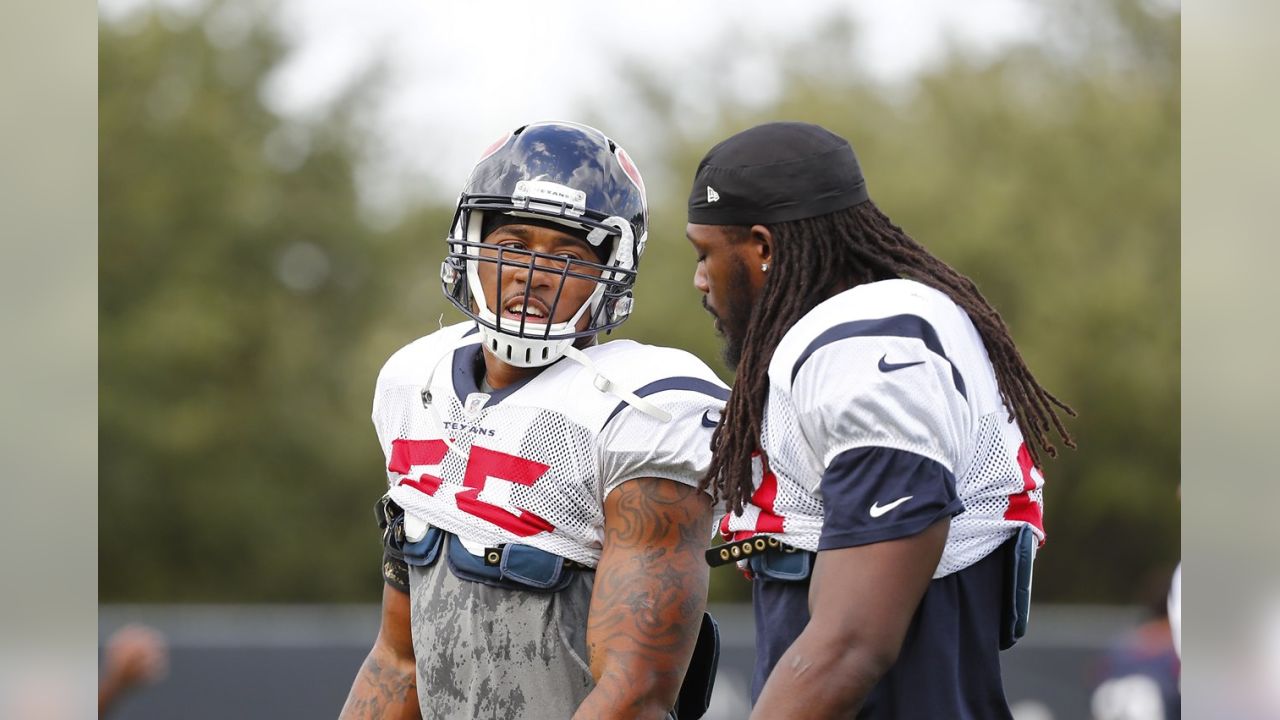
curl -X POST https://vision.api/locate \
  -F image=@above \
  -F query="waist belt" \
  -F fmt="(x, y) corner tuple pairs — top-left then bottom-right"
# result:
(705, 535), (804, 566)
(482, 544), (594, 572)
(447, 534), (592, 593)
(376, 496), (592, 593)
(706, 536), (814, 582)
(377, 495), (445, 593)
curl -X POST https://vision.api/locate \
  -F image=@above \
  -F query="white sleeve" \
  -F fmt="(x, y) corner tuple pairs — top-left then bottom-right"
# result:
(371, 373), (386, 441)
(369, 328), (464, 474)
(789, 332), (969, 472)
(597, 384), (726, 497)
(370, 366), (400, 488)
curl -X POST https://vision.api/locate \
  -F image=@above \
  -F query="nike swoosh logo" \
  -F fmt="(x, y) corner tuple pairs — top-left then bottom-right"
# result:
(701, 409), (721, 428)
(869, 495), (914, 518)
(878, 354), (925, 373)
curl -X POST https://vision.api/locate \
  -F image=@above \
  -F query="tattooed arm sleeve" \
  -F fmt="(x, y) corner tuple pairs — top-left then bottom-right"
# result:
(339, 584), (421, 720)
(573, 477), (714, 720)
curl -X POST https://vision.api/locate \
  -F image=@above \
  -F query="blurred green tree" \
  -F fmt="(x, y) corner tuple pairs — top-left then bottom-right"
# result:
(99, 5), (452, 601)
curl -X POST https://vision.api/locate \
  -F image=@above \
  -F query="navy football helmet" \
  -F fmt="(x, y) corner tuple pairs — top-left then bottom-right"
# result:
(441, 121), (648, 368)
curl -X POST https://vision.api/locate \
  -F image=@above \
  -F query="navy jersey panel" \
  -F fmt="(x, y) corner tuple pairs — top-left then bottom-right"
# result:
(859, 544), (1012, 719)
(751, 541), (1013, 719)
(747, 576), (803, 702)
(751, 579), (810, 702)
(817, 446), (965, 551)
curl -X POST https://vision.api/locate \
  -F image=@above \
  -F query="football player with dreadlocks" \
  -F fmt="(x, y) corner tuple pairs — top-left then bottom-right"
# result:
(341, 121), (725, 720)
(686, 122), (1076, 719)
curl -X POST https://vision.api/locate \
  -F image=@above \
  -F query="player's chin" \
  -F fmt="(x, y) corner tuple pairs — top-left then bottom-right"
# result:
(721, 343), (743, 371)
(718, 326), (744, 368)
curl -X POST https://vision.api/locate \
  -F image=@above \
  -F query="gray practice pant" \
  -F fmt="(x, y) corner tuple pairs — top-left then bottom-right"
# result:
(408, 541), (596, 719)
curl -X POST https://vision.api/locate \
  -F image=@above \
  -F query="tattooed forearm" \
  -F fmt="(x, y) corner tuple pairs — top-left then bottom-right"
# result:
(573, 477), (714, 720)
(339, 644), (420, 719)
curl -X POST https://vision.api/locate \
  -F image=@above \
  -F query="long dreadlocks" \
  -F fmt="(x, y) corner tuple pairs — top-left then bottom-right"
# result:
(701, 201), (1076, 514)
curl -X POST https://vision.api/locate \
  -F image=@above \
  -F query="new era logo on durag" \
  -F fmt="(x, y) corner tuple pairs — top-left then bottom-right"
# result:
(706, 186), (720, 203)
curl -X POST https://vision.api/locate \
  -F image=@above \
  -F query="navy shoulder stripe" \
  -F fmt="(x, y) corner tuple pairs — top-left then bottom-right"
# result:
(603, 377), (729, 428)
(790, 314), (967, 398)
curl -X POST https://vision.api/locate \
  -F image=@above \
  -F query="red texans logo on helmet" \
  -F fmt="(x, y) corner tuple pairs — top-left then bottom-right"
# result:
(477, 131), (513, 163)
(615, 147), (646, 199)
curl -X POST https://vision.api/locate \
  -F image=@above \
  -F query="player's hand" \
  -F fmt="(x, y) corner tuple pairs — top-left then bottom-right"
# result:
(103, 624), (169, 689)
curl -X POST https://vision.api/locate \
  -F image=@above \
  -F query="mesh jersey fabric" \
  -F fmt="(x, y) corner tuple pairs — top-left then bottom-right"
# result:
(375, 322), (728, 566)
(719, 279), (1046, 577)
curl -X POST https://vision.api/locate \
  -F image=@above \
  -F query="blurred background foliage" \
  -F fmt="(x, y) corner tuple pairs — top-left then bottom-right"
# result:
(100, 0), (1178, 604)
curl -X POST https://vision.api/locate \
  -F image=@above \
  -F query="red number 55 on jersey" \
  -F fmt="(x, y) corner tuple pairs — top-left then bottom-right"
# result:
(388, 439), (555, 537)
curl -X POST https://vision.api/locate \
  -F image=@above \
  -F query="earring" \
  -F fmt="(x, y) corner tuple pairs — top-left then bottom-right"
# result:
(761, 263), (769, 272)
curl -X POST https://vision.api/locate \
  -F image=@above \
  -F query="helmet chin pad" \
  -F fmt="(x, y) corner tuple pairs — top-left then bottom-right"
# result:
(475, 322), (575, 368)
(468, 260), (605, 368)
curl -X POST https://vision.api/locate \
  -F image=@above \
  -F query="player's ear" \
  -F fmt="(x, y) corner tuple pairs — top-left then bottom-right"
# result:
(749, 224), (773, 265)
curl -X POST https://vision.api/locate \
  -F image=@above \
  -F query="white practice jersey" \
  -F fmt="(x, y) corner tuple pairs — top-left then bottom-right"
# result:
(375, 322), (728, 566)
(720, 279), (1046, 578)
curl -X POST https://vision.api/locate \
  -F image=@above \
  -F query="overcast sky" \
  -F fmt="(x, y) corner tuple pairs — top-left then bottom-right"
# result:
(102, 0), (1045, 219)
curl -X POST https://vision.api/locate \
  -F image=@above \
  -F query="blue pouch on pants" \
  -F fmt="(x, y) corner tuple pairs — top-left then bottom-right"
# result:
(1000, 524), (1036, 650)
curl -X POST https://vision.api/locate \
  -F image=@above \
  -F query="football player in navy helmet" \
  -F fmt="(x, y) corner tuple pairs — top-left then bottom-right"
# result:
(342, 122), (725, 719)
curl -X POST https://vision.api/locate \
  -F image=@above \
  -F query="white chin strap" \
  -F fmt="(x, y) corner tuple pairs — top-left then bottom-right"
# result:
(562, 345), (671, 423)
